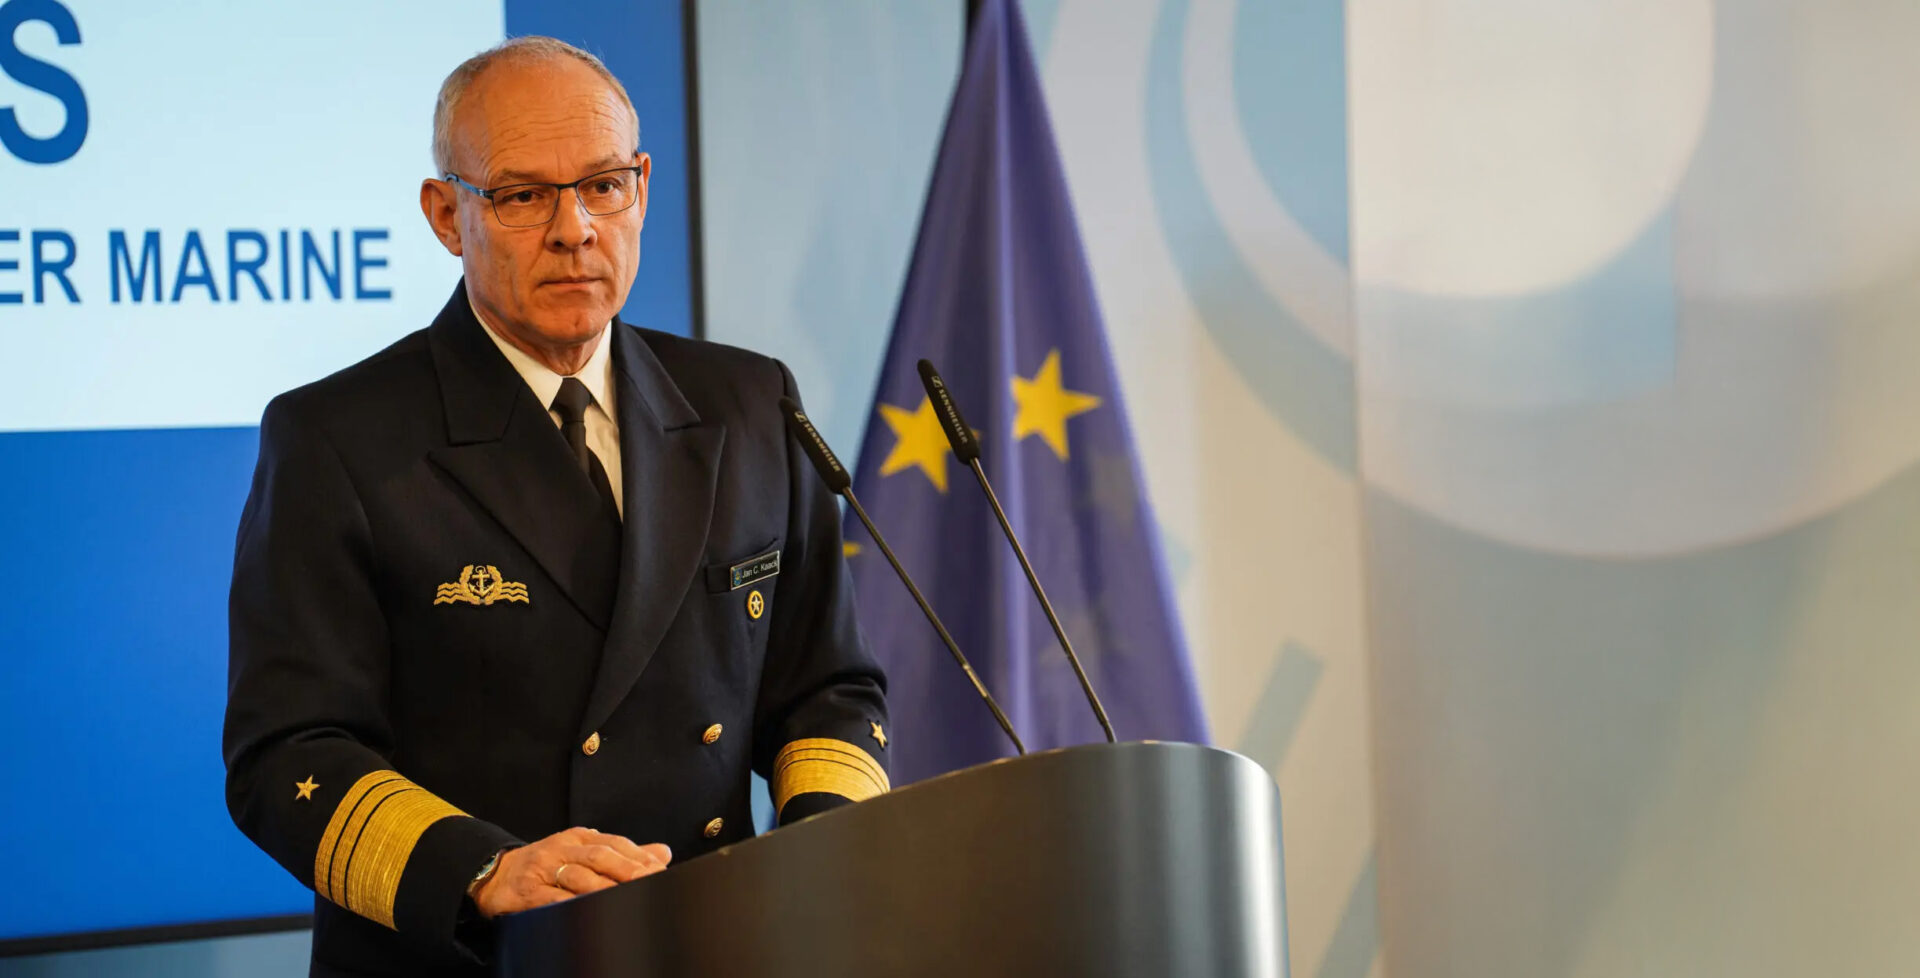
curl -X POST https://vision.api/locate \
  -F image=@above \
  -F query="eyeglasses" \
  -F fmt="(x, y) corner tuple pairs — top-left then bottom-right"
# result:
(443, 166), (644, 228)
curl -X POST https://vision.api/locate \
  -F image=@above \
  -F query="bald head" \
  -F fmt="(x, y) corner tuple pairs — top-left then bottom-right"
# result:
(431, 37), (639, 176)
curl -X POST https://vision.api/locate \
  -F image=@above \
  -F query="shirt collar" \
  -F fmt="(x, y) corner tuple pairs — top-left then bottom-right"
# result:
(470, 296), (617, 421)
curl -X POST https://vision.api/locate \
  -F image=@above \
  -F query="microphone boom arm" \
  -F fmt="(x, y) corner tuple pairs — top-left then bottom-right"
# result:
(964, 458), (1116, 743)
(778, 395), (1027, 758)
(916, 359), (1117, 745)
(843, 489), (1026, 755)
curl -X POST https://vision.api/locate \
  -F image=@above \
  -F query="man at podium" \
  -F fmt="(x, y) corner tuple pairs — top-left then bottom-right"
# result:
(222, 36), (891, 978)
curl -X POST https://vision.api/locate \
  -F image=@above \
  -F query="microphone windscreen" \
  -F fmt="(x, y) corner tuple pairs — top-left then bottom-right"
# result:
(779, 396), (853, 493)
(916, 359), (981, 463)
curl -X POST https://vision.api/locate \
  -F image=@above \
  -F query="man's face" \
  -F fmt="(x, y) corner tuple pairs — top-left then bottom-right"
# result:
(424, 57), (649, 355)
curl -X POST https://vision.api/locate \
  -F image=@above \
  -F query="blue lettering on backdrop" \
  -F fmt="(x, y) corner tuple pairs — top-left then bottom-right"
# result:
(82, 228), (397, 304)
(352, 229), (390, 300)
(227, 230), (271, 302)
(30, 228), (75, 302)
(0, 0), (89, 165)
(0, 229), (19, 304)
(170, 230), (219, 303)
(302, 229), (339, 301)
(109, 229), (162, 303)
(277, 229), (291, 300)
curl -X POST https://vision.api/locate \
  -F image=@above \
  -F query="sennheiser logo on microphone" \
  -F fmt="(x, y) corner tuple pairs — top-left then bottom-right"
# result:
(794, 410), (844, 476)
(930, 389), (968, 443)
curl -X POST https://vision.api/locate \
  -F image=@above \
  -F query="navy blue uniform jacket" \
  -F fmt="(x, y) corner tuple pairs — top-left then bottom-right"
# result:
(223, 283), (890, 977)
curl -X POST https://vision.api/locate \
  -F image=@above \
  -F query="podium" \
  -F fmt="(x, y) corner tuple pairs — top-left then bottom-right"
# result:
(496, 741), (1286, 977)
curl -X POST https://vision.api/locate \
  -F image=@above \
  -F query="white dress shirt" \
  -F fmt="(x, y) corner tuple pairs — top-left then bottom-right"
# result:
(471, 299), (624, 519)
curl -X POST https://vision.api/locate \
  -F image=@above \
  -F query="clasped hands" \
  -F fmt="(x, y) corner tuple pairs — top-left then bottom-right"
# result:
(472, 826), (672, 918)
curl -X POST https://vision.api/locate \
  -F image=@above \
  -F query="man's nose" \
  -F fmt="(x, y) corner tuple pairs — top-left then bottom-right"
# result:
(546, 187), (595, 248)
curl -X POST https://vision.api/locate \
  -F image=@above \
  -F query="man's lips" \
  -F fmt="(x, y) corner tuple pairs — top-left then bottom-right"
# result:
(543, 275), (600, 286)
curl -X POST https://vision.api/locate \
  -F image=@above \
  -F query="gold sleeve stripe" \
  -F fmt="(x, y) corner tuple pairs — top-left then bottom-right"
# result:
(313, 770), (467, 929)
(772, 738), (891, 816)
(774, 738), (889, 794)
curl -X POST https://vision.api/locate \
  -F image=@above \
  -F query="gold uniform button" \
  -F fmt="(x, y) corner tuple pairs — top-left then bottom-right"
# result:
(704, 817), (724, 838)
(582, 732), (601, 756)
(702, 723), (723, 745)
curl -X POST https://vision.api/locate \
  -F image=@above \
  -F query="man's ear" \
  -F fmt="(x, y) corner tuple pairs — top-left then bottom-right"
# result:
(632, 152), (653, 230)
(419, 179), (464, 257)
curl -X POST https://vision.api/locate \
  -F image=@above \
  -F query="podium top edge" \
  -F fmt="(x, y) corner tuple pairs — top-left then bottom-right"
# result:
(708, 740), (1267, 857)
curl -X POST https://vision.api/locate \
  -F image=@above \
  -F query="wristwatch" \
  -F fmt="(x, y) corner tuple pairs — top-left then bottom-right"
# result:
(467, 847), (511, 899)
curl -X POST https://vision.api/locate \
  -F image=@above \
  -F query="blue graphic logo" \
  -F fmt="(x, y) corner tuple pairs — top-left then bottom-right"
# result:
(1, 0), (88, 164)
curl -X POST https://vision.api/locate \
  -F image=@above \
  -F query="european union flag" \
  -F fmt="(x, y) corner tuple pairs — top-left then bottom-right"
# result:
(845, 0), (1209, 784)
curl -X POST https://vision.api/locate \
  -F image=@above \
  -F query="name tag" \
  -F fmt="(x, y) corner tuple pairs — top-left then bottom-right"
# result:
(729, 550), (781, 590)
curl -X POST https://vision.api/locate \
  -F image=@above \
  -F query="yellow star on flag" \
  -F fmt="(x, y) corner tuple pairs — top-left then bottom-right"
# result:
(294, 776), (319, 801)
(877, 396), (954, 492)
(843, 541), (863, 558)
(1012, 350), (1102, 460)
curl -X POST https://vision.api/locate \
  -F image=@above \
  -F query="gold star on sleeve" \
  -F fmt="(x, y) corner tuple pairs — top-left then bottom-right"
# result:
(1012, 350), (1102, 460)
(877, 397), (955, 492)
(295, 776), (319, 801)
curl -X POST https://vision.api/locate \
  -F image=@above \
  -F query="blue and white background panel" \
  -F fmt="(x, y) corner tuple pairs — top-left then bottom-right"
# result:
(0, 0), (696, 949)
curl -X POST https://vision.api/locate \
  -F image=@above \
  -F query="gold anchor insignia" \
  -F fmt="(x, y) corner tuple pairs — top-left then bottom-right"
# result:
(434, 564), (530, 606)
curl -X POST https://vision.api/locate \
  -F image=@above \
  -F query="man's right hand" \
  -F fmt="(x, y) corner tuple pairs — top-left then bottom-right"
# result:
(472, 826), (671, 919)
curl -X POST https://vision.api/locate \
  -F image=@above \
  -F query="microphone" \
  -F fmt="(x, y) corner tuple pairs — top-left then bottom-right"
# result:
(916, 360), (1116, 743)
(778, 396), (1026, 757)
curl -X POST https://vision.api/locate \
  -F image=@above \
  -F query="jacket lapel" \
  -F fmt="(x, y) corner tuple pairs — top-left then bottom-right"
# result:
(424, 282), (621, 631)
(578, 321), (725, 737)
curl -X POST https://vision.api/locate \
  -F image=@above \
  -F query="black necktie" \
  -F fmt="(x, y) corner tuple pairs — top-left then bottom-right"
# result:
(551, 378), (619, 519)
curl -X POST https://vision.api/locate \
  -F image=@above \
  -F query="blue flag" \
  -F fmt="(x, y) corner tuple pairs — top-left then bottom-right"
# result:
(845, 0), (1209, 784)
